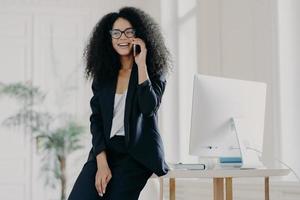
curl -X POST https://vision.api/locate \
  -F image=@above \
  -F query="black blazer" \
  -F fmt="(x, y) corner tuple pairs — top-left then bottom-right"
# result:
(86, 63), (170, 177)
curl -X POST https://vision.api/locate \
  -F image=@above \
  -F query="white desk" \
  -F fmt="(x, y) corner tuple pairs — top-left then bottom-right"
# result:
(151, 168), (290, 200)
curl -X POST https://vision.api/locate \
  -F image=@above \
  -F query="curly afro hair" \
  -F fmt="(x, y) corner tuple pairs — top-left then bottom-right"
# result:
(83, 6), (172, 82)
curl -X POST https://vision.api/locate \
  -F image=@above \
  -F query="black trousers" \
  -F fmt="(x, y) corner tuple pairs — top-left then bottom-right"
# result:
(67, 135), (153, 200)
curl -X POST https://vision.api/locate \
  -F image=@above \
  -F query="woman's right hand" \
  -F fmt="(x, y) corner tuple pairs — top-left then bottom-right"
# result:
(95, 151), (112, 196)
(95, 163), (112, 197)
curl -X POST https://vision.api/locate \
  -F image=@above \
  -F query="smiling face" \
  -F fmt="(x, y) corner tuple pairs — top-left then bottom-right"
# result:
(111, 17), (136, 56)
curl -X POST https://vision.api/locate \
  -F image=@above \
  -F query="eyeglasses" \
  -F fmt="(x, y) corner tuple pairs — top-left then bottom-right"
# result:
(109, 28), (136, 39)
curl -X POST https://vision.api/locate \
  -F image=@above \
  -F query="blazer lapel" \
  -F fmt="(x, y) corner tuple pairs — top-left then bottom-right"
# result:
(101, 73), (117, 142)
(124, 63), (138, 147)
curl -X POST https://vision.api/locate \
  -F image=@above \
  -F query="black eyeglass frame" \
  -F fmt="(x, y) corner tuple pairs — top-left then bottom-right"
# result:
(109, 27), (136, 39)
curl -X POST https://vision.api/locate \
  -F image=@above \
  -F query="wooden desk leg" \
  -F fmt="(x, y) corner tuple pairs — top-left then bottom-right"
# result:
(213, 178), (224, 200)
(169, 178), (176, 200)
(225, 177), (233, 200)
(159, 177), (163, 200)
(265, 177), (269, 200)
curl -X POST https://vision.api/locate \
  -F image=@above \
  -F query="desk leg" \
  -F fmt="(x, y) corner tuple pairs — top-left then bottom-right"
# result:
(159, 177), (163, 200)
(213, 178), (224, 200)
(225, 178), (233, 200)
(170, 178), (176, 200)
(265, 177), (269, 200)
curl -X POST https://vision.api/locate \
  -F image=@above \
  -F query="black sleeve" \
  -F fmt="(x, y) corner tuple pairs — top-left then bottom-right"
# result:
(136, 73), (167, 117)
(89, 79), (106, 157)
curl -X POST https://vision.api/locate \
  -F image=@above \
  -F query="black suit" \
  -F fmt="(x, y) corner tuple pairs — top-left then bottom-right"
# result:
(88, 64), (169, 176)
(87, 62), (170, 177)
(68, 63), (170, 200)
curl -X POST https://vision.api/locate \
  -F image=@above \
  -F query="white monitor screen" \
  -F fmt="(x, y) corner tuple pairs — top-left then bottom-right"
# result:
(189, 74), (267, 159)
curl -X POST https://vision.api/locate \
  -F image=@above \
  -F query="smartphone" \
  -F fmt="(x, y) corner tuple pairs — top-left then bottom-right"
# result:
(133, 44), (141, 56)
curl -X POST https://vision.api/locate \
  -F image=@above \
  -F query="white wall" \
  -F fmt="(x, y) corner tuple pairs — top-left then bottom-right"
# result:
(160, 0), (199, 165)
(196, 0), (280, 168)
(277, 0), (300, 181)
(160, 0), (300, 199)
(161, 0), (281, 167)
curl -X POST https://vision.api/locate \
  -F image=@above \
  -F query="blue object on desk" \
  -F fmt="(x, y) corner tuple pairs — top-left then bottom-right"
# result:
(219, 157), (242, 163)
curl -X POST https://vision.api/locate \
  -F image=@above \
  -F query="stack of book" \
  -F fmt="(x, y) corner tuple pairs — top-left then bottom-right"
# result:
(168, 162), (206, 170)
(218, 157), (242, 168)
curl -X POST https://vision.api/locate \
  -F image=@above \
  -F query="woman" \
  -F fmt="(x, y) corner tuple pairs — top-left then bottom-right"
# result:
(68, 6), (172, 200)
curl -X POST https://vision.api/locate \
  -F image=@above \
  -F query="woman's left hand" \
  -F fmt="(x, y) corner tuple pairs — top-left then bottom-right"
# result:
(131, 38), (147, 67)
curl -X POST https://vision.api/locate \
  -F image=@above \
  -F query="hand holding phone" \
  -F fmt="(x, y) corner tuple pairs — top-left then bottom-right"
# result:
(133, 44), (141, 57)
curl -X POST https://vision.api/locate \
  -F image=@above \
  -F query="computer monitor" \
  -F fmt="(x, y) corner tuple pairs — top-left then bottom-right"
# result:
(189, 74), (267, 169)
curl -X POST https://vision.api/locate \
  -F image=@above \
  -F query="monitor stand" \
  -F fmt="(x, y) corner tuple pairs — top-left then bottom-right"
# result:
(230, 117), (265, 169)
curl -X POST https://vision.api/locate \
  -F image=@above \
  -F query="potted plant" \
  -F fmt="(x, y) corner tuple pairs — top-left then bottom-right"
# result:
(0, 81), (85, 200)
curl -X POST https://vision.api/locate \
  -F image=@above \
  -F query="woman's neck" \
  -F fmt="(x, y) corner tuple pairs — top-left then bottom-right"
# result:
(120, 55), (134, 71)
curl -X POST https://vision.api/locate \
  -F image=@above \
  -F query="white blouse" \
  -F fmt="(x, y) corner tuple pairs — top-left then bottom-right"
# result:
(109, 90), (127, 138)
